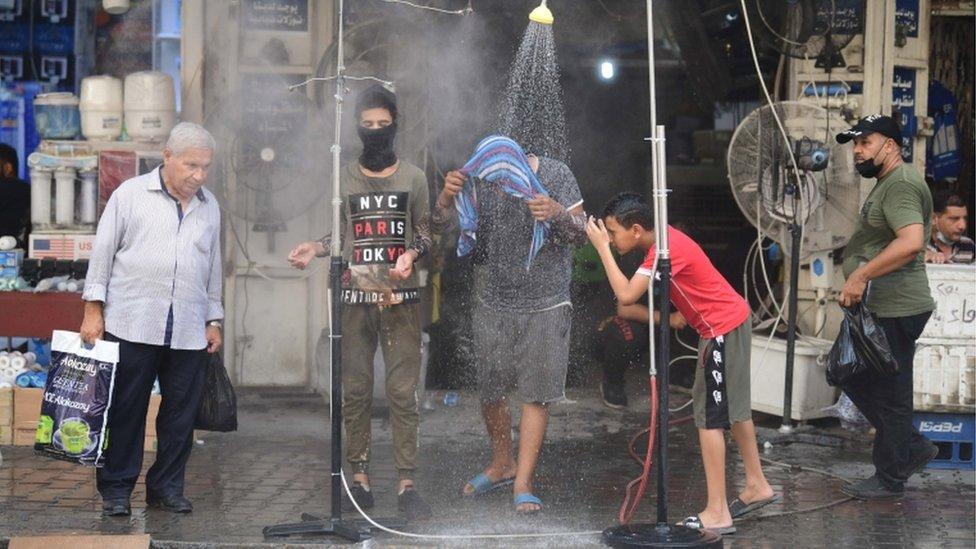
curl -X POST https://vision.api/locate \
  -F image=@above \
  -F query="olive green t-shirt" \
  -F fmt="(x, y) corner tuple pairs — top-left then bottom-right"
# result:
(338, 162), (430, 305)
(841, 164), (935, 318)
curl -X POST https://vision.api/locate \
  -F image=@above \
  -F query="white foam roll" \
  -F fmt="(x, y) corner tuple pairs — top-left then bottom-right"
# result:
(66, 281), (79, 292)
(23, 352), (36, 365)
(54, 168), (76, 226)
(10, 356), (26, 370)
(0, 236), (15, 250)
(0, 354), (14, 382)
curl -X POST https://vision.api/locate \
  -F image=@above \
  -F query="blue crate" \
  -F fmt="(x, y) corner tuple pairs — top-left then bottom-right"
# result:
(914, 412), (975, 470)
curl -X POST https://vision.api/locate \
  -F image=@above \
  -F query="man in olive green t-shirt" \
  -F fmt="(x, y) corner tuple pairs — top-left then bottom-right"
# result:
(834, 115), (937, 500)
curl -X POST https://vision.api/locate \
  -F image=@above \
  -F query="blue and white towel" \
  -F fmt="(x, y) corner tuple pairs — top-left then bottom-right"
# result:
(456, 135), (550, 269)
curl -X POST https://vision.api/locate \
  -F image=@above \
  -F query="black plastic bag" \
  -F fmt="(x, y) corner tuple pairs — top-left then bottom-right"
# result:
(846, 301), (899, 377)
(826, 300), (899, 387)
(826, 311), (865, 387)
(195, 352), (238, 432)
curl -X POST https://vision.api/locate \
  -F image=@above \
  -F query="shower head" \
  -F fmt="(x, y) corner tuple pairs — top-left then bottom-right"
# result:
(528, 0), (553, 25)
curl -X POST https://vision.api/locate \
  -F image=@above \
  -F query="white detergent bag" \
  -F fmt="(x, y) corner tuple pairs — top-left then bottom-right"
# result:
(34, 331), (119, 467)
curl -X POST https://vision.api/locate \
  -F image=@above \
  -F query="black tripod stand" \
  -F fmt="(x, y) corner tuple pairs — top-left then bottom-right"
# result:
(262, 257), (406, 541)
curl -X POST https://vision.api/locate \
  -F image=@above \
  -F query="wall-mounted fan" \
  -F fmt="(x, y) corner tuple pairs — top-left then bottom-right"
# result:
(751, 0), (866, 69)
(205, 74), (330, 253)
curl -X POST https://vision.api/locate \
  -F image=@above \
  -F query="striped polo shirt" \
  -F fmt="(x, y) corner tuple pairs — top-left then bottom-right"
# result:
(82, 167), (223, 350)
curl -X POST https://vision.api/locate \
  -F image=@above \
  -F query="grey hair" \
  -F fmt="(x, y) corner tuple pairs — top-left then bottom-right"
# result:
(165, 122), (216, 155)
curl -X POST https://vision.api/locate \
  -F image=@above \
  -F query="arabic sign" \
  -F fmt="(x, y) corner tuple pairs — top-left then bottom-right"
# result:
(922, 265), (976, 339)
(892, 67), (916, 162)
(816, 0), (864, 35)
(895, 0), (919, 38)
(243, 0), (309, 32)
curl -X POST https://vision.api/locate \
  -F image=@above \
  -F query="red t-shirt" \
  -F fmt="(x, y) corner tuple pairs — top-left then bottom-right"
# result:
(637, 226), (750, 339)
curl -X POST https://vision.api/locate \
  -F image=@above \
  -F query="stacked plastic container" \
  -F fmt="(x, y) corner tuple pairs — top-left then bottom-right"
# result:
(913, 263), (976, 412)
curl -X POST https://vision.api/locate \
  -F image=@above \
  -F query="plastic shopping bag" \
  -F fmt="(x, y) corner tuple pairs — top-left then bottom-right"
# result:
(826, 310), (865, 387)
(195, 351), (237, 432)
(846, 301), (899, 377)
(35, 331), (119, 467)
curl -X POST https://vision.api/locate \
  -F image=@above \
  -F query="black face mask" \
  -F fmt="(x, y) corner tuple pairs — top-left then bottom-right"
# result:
(855, 157), (883, 178)
(357, 123), (397, 172)
(854, 143), (890, 178)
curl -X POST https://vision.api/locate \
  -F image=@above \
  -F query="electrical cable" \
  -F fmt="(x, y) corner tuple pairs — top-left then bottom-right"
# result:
(674, 330), (698, 353)
(220, 204), (327, 282)
(743, 0), (818, 378)
(755, 205), (785, 316)
(377, 0), (473, 15)
(27, 0), (39, 82)
(754, 0), (806, 46)
(340, 471), (603, 540)
(595, 0), (625, 21)
(739, 0), (806, 193)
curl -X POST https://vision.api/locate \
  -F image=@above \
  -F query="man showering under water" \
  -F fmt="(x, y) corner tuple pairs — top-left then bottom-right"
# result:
(433, 136), (586, 514)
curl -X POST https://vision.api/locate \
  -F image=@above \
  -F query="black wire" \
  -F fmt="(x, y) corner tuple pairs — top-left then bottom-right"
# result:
(27, 0), (39, 82)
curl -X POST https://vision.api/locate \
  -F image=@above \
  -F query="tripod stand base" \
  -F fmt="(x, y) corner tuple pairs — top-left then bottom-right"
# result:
(262, 513), (408, 541)
(603, 523), (723, 548)
(263, 517), (366, 542)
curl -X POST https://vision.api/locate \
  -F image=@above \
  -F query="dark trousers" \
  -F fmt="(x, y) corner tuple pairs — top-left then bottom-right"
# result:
(843, 311), (932, 489)
(597, 316), (649, 386)
(97, 332), (207, 500)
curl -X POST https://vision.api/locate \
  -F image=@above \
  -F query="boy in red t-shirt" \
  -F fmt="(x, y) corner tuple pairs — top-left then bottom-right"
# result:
(586, 192), (778, 534)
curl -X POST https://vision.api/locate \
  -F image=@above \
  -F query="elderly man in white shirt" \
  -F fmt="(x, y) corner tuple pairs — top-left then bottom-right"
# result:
(80, 122), (224, 517)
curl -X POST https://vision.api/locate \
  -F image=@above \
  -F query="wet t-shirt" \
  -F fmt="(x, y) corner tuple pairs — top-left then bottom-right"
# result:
(472, 157), (583, 312)
(339, 162), (430, 305)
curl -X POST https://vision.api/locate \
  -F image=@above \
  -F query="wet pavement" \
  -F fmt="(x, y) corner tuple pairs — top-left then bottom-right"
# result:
(0, 384), (973, 548)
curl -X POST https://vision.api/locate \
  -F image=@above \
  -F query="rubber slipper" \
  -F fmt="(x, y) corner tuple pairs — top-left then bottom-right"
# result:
(513, 492), (543, 515)
(728, 492), (781, 519)
(677, 515), (736, 535)
(464, 472), (515, 497)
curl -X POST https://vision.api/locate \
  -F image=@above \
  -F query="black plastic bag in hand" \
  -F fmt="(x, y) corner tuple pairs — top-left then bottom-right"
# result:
(846, 301), (899, 377)
(195, 352), (238, 432)
(826, 311), (865, 387)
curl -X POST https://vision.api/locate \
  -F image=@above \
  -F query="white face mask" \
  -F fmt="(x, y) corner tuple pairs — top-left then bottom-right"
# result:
(935, 230), (955, 245)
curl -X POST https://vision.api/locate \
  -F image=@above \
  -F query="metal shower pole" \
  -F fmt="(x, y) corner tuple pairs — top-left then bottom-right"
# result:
(603, 2), (722, 546)
(263, 0), (403, 539)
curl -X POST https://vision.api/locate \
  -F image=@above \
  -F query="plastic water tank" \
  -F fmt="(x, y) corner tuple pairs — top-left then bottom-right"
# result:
(33, 92), (80, 140)
(79, 75), (123, 141)
(124, 71), (176, 142)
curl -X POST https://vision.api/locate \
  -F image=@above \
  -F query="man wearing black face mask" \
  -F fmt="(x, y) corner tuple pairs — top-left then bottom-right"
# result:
(287, 85), (432, 520)
(834, 115), (937, 500)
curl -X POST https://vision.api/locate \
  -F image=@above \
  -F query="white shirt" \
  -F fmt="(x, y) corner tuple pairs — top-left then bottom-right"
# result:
(82, 167), (223, 350)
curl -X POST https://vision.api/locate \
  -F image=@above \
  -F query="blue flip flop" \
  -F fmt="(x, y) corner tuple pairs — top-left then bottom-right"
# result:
(514, 492), (543, 515)
(464, 473), (515, 497)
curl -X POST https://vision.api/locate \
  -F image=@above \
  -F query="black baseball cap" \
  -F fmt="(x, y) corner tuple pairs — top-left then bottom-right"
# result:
(835, 114), (902, 144)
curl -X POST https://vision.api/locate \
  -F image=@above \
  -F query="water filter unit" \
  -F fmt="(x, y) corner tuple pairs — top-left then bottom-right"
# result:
(27, 152), (98, 230)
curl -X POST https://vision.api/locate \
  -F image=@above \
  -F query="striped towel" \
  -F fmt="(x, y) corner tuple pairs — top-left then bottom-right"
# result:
(456, 135), (550, 269)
